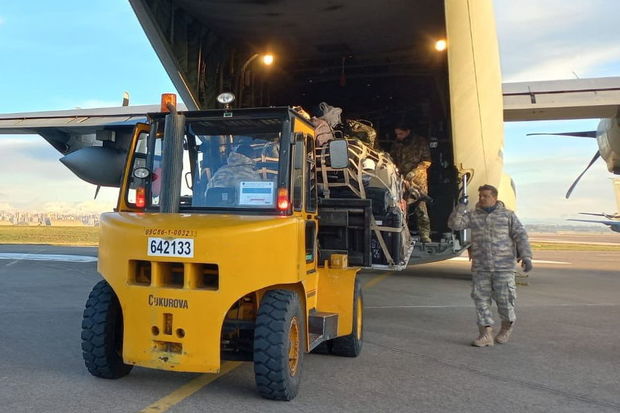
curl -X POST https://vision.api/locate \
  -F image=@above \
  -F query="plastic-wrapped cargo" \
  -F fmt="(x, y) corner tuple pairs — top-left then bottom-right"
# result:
(316, 138), (413, 269)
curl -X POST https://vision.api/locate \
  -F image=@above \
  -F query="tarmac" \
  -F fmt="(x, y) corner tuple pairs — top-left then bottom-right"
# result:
(0, 243), (619, 413)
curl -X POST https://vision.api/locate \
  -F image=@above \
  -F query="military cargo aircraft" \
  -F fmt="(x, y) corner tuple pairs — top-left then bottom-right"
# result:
(0, 0), (515, 265)
(2, 1), (619, 252)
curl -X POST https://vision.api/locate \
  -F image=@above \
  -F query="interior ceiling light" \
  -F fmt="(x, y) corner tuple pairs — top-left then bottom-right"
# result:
(435, 40), (447, 52)
(262, 54), (274, 65)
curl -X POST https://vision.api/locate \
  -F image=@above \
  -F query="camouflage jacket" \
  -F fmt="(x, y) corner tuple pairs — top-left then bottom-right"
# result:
(207, 152), (261, 189)
(389, 135), (431, 176)
(448, 201), (532, 272)
(389, 135), (431, 192)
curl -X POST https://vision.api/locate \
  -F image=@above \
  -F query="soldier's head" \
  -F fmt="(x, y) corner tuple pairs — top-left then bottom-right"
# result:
(394, 122), (412, 141)
(234, 144), (254, 159)
(478, 184), (498, 208)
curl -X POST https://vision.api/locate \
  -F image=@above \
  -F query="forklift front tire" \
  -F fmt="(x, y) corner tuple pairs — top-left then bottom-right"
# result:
(253, 289), (305, 400)
(81, 280), (133, 379)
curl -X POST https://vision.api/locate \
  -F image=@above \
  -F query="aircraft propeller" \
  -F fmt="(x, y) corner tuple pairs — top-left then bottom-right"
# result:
(526, 130), (599, 198)
(564, 151), (601, 199)
(526, 131), (597, 138)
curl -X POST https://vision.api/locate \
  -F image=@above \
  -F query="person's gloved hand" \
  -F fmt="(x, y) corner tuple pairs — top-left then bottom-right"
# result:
(520, 257), (533, 273)
(458, 195), (469, 205)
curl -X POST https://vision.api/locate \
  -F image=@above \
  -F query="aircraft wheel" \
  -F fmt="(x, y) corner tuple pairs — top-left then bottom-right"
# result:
(253, 289), (305, 400)
(331, 277), (364, 357)
(81, 280), (133, 379)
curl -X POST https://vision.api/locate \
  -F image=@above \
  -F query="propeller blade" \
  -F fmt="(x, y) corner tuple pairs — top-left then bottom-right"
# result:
(527, 131), (597, 138)
(566, 151), (601, 199)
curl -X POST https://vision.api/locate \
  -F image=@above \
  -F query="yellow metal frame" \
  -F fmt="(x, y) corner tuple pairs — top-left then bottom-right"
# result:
(117, 122), (151, 212)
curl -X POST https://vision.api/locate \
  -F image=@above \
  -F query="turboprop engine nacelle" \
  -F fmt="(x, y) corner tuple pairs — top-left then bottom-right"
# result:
(59, 146), (126, 187)
(597, 118), (620, 174)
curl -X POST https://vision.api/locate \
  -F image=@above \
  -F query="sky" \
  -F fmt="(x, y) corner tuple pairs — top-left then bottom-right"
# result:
(0, 0), (619, 223)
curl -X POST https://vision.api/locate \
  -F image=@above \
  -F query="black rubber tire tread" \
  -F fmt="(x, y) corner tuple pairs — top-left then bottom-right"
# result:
(253, 289), (305, 401)
(331, 277), (363, 357)
(81, 280), (133, 379)
(310, 340), (332, 354)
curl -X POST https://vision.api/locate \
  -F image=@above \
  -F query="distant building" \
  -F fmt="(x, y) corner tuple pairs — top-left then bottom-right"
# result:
(0, 210), (100, 226)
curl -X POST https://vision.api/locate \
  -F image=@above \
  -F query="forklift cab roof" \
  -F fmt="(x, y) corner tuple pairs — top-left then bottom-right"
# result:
(148, 106), (314, 130)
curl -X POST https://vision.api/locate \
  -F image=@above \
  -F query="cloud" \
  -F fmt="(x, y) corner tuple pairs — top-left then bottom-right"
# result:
(494, 0), (620, 81)
(506, 155), (617, 223)
(0, 136), (117, 211)
(0, 16), (5, 25)
(502, 46), (620, 83)
(495, 0), (590, 28)
(37, 199), (117, 214)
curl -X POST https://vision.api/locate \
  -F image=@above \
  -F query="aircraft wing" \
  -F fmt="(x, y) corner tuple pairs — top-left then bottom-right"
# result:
(0, 105), (163, 154)
(0, 104), (184, 186)
(503, 77), (620, 122)
(567, 218), (620, 233)
(579, 212), (620, 219)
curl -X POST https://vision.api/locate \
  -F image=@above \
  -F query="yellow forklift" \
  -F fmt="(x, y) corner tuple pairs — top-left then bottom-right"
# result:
(81, 94), (365, 400)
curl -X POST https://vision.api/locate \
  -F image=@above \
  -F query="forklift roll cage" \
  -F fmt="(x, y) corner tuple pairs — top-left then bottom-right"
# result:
(121, 107), (315, 216)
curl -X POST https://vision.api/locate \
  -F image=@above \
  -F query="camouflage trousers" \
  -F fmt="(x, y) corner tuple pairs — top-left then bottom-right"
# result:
(407, 168), (430, 239)
(410, 201), (431, 239)
(471, 271), (517, 326)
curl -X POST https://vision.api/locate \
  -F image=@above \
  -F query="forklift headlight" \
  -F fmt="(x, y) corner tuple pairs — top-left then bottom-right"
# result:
(217, 93), (236, 105)
(133, 167), (151, 179)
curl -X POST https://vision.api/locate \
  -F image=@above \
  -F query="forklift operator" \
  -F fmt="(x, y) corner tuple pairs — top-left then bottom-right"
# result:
(206, 144), (261, 190)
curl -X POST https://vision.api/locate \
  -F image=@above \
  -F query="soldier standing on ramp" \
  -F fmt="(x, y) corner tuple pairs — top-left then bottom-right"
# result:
(448, 184), (533, 346)
(389, 123), (432, 243)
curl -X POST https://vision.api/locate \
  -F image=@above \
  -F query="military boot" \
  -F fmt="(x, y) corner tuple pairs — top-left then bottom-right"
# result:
(472, 326), (494, 347)
(495, 321), (514, 344)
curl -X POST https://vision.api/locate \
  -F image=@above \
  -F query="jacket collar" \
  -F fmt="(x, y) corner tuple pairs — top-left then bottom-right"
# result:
(475, 200), (505, 213)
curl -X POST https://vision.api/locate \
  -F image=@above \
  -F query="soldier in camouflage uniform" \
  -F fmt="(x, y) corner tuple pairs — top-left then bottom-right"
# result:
(448, 184), (533, 347)
(389, 124), (432, 243)
(207, 144), (261, 191)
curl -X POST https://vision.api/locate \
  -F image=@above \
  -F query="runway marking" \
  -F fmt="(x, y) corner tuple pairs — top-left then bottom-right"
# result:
(367, 305), (471, 309)
(364, 271), (393, 289)
(530, 238), (620, 246)
(139, 362), (241, 413)
(448, 257), (571, 265)
(0, 253), (97, 263)
(367, 303), (620, 309)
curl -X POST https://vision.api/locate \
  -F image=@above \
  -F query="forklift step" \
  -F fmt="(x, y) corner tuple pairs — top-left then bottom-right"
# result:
(308, 311), (338, 350)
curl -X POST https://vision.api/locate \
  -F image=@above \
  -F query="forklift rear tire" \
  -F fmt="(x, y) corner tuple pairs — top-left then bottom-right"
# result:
(330, 277), (363, 357)
(253, 289), (305, 400)
(81, 280), (133, 379)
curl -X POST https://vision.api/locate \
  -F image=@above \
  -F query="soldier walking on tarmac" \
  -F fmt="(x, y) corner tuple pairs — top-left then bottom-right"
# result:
(448, 184), (533, 346)
(389, 123), (432, 243)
